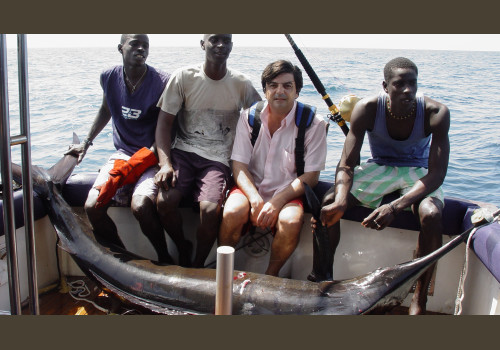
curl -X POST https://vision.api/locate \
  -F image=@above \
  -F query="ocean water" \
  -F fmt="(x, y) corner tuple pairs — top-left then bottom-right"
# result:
(3, 44), (500, 206)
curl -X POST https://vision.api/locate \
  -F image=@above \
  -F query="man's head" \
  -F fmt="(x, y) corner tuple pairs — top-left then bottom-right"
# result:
(118, 34), (149, 67)
(261, 60), (302, 115)
(200, 34), (233, 65)
(383, 57), (418, 107)
(261, 60), (303, 94)
(383, 57), (418, 82)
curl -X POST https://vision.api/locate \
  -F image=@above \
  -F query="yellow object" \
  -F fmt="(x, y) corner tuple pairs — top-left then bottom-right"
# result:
(75, 306), (88, 315)
(338, 95), (361, 122)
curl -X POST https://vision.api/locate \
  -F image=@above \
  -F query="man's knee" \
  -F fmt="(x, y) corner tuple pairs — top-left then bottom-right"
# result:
(200, 201), (221, 223)
(157, 188), (182, 213)
(84, 191), (103, 217)
(131, 195), (155, 219)
(278, 206), (304, 231)
(222, 196), (249, 222)
(275, 215), (302, 247)
(418, 198), (443, 227)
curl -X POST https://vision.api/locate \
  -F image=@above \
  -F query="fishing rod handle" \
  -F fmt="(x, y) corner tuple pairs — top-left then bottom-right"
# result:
(329, 112), (349, 136)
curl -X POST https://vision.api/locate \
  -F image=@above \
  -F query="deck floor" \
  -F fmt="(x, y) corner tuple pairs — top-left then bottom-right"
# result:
(21, 276), (146, 315)
(20, 276), (446, 315)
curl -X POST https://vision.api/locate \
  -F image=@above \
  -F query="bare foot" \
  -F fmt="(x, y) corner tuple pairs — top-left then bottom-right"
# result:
(409, 293), (426, 315)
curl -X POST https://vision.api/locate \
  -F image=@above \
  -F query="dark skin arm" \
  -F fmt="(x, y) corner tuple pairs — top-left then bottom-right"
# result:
(154, 110), (177, 190)
(65, 94), (111, 163)
(362, 96), (450, 230)
(319, 97), (375, 227)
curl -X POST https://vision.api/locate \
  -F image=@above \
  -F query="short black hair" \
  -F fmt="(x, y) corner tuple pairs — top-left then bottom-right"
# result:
(261, 60), (303, 94)
(120, 34), (149, 45)
(120, 34), (131, 45)
(383, 57), (418, 81)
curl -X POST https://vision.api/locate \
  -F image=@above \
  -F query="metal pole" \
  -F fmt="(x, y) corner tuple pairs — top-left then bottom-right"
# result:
(18, 34), (39, 315)
(0, 34), (22, 314)
(215, 246), (234, 315)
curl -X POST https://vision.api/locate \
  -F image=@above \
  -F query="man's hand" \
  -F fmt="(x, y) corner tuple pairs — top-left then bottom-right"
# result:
(154, 163), (176, 190)
(256, 201), (280, 229)
(249, 198), (264, 227)
(64, 142), (88, 164)
(361, 203), (396, 230)
(320, 201), (346, 228)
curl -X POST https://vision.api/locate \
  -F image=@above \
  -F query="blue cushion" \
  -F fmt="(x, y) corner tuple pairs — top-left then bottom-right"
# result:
(471, 221), (500, 283)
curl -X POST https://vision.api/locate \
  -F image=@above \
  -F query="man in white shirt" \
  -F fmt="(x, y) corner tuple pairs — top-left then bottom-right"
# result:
(219, 60), (327, 276)
(155, 34), (261, 268)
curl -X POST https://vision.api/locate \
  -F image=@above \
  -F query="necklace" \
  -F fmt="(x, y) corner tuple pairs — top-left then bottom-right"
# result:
(386, 98), (415, 120)
(124, 67), (147, 93)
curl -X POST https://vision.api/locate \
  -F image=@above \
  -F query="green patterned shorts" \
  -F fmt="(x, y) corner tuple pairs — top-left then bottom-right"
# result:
(351, 162), (444, 209)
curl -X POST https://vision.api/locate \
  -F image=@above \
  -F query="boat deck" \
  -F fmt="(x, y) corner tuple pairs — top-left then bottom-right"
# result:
(21, 277), (141, 315)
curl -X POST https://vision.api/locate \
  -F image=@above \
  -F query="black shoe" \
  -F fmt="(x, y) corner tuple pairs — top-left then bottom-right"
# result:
(307, 270), (333, 283)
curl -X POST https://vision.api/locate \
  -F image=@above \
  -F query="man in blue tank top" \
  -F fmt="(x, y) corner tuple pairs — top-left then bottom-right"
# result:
(314, 57), (450, 315)
(66, 34), (173, 263)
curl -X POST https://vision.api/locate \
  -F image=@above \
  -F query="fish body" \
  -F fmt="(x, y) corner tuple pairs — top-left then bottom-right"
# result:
(13, 134), (473, 314)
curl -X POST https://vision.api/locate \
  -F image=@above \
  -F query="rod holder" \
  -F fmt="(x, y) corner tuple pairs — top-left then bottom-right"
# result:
(215, 246), (234, 315)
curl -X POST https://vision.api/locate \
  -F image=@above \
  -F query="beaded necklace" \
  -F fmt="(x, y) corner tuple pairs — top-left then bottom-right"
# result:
(386, 98), (415, 120)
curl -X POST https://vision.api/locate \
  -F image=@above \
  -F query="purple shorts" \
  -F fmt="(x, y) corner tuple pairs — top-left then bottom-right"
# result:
(171, 148), (233, 205)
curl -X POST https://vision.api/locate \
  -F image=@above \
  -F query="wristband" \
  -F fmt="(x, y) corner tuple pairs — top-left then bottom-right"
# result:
(388, 202), (397, 215)
(83, 138), (93, 148)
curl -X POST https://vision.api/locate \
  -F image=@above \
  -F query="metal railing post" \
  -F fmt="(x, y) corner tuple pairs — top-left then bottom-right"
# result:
(0, 34), (22, 315)
(17, 34), (39, 315)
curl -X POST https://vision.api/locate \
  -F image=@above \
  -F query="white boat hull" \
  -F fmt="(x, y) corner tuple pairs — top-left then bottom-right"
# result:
(3, 205), (497, 315)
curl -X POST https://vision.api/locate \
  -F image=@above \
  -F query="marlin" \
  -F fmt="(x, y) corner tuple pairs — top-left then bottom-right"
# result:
(12, 133), (477, 314)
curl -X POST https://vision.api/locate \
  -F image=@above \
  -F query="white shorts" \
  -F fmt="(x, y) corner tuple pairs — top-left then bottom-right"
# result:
(91, 151), (159, 206)
(351, 162), (444, 209)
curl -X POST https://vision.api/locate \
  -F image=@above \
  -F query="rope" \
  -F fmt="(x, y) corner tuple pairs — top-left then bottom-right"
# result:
(67, 279), (110, 314)
(67, 278), (141, 315)
(454, 227), (477, 315)
(203, 228), (271, 268)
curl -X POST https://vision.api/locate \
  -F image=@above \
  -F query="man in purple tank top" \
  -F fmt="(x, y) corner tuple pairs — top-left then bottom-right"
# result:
(313, 57), (450, 315)
(66, 34), (173, 264)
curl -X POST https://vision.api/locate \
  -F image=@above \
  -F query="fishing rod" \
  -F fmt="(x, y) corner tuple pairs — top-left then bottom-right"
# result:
(285, 34), (351, 136)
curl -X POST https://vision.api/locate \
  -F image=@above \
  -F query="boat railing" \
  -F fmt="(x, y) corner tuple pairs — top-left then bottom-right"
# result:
(0, 34), (39, 315)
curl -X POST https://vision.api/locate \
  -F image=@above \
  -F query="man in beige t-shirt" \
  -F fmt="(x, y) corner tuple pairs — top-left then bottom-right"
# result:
(155, 34), (261, 268)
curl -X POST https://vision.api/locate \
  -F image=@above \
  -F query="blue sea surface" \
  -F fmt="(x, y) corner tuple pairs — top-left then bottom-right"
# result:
(4, 44), (500, 206)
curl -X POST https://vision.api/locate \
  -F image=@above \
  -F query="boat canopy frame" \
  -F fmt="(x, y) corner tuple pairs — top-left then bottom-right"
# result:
(0, 34), (39, 315)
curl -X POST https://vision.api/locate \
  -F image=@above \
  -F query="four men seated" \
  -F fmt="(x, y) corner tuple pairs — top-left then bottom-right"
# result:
(78, 34), (449, 315)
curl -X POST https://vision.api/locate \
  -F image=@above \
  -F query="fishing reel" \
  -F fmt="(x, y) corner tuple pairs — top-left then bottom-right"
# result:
(327, 111), (345, 126)
(326, 94), (361, 135)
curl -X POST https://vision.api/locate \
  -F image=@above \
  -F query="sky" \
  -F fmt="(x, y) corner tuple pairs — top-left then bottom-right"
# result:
(4, 34), (500, 52)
